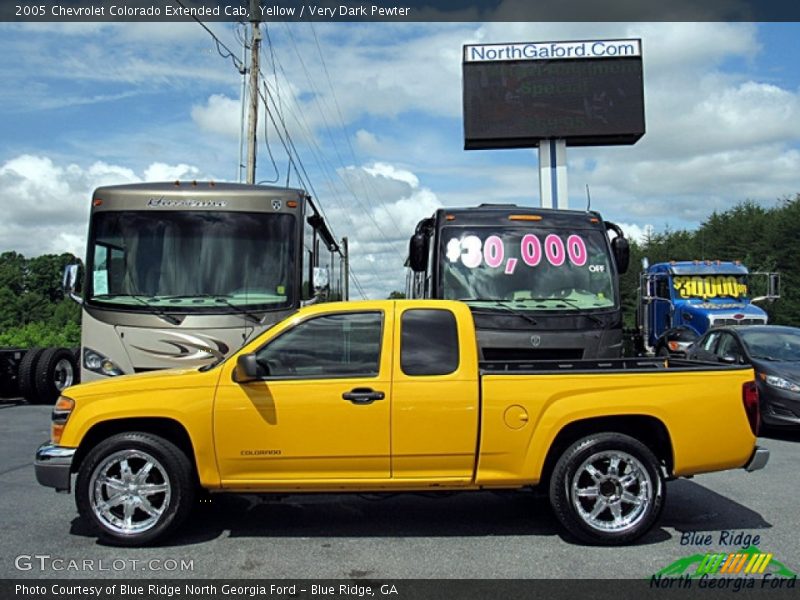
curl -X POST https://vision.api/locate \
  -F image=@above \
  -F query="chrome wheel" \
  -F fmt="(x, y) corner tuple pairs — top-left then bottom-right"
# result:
(53, 358), (75, 391)
(89, 450), (171, 536)
(570, 450), (652, 534)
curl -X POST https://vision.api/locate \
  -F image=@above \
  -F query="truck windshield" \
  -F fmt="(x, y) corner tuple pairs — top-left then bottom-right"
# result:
(439, 226), (616, 310)
(88, 211), (295, 312)
(671, 275), (748, 300)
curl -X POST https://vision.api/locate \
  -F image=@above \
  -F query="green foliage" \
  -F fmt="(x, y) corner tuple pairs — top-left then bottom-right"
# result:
(620, 195), (800, 329)
(0, 253), (81, 348)
(387, 290), (406, 299)
(0, 320), (80, 348)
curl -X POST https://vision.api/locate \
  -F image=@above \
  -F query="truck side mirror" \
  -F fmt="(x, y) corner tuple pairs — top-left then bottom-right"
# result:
(408, 233), (429, 273)
(611, 236), (630, 275)
(768, 273), (781, 299)
(313, 267), (330, 295)
(641, 274), (656, 301)
(62, 264), (83, 305)
(233, 353), (267, 383)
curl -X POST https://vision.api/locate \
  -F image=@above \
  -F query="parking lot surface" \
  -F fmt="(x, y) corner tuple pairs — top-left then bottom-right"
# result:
(1, 401), (798, 580)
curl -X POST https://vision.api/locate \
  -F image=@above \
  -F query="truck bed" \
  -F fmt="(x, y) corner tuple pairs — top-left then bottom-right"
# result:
(480, 357), (748, 374)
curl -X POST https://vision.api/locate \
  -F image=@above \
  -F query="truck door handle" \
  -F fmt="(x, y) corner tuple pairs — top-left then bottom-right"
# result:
(342, 388), (385, 405)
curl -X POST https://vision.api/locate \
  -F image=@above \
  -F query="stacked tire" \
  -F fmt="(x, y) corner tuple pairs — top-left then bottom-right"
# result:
(18, 347), (79, 405)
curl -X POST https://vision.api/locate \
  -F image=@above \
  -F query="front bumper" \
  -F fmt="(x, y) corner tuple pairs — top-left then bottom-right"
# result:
(744, 446), (769, 472)
(35, 443), (76, 492)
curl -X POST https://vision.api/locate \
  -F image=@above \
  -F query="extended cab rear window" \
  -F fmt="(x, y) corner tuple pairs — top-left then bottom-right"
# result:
(400, 309), (459, 376)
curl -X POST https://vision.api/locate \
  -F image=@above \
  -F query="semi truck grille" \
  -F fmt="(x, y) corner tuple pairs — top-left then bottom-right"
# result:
(714, 318), (764, 326)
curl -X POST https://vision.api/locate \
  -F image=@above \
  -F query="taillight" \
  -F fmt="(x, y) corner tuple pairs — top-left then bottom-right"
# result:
(742, 381), (760, 436)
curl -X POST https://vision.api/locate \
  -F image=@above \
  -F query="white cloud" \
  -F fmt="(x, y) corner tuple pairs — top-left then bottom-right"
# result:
(191, 94), (241, 140)
(616, 222), (654, 245)
(0, 155), (206, 259)
(143, 163), (201, 182)
(324, 162), (443, 298)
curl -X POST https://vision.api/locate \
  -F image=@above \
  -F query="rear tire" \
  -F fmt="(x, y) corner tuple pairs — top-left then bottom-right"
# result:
(33, 347), (77, 405)
(75, 432), (196, 546)
(18, 348), (45, 403)
(549, 432), (665, 545)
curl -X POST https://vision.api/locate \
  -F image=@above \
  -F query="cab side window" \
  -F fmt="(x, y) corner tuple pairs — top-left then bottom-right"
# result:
(256, 312), (382, 378)
(655, 276), (670, 299)
(400, 309), (459, 376)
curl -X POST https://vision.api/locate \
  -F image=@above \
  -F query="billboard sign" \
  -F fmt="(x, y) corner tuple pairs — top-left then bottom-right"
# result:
(463, 39), (645, 149)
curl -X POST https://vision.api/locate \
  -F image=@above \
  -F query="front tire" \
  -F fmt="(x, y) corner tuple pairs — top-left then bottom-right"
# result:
(76, 432), (196, 546)
(549, 433), (665, 545)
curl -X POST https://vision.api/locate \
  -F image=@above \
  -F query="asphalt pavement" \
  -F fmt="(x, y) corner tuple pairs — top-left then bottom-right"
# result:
(1, 400), (798, 580)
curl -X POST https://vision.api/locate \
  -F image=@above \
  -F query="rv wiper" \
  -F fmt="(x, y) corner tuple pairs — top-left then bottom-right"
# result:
(459, 298), (538, 326)
(128, 295), (182, 325)
(153, 294), (262, 324)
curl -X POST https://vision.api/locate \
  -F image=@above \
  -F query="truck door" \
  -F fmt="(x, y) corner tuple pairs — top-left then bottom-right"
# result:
(390, 305), (479, 480)
(213, 309), (392, 483)
(647, 274), (673, 343)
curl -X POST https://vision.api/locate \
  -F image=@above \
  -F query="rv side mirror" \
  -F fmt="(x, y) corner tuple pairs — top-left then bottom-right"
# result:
(233, 353), (267, 383)
(611, 236), (630, 275)
(408, 233), (429, 273)
(62, 264), (83, 305)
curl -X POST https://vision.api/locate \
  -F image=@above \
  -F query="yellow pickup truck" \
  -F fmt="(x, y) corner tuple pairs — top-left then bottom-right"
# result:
(35, 300), (768, 546)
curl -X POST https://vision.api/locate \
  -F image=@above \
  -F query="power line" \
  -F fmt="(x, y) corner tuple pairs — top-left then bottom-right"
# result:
(173, 0), (245, 75)
(280, 23), (406, 261)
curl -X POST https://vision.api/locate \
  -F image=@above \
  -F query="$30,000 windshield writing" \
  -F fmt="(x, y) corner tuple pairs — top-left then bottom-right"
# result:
(673, 276), (747, 300)
(446, 233), (587, 274)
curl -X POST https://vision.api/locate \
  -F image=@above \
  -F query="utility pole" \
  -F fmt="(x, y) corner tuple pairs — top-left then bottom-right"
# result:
(245, 0), (262, 185)
(342, 237), (350, 301)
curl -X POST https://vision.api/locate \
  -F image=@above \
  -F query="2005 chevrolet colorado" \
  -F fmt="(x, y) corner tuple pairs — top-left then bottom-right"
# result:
(35, 300), (768, 545)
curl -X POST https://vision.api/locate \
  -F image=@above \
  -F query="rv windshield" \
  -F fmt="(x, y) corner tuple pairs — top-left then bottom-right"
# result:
(88, 211), (295, 311)
(439, 226), (616, 311)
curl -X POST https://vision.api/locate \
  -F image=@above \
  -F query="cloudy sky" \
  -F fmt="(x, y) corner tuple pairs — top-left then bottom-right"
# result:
(1, 19), (799, 298)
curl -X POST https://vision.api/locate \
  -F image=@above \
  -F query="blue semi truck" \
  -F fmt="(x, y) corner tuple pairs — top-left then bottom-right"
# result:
(637, 260), (780, 356)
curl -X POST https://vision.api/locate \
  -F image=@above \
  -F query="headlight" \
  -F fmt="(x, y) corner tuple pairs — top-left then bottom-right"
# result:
(51, 396), (75, 444)
(83, 347), (124, 376)
(762, 373), (800, 393)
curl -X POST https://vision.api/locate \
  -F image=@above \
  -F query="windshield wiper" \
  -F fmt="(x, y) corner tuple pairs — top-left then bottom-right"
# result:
(459, 298), (538, 326)
(506, 296), (605, 326)
(128, 295), (182, 325)
(151, 294), (263, 324)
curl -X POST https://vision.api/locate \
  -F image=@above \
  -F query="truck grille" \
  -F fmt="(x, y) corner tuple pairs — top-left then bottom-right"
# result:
(713, 318), (764, 326)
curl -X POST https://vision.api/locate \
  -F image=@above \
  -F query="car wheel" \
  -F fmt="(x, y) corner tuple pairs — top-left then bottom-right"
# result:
(549, 432), (665, 545)
(76, 432), (196, 546)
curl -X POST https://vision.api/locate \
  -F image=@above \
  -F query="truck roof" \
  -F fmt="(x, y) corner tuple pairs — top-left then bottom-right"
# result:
(434, 205), (605, 228)
(649, 261), (750, 276)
